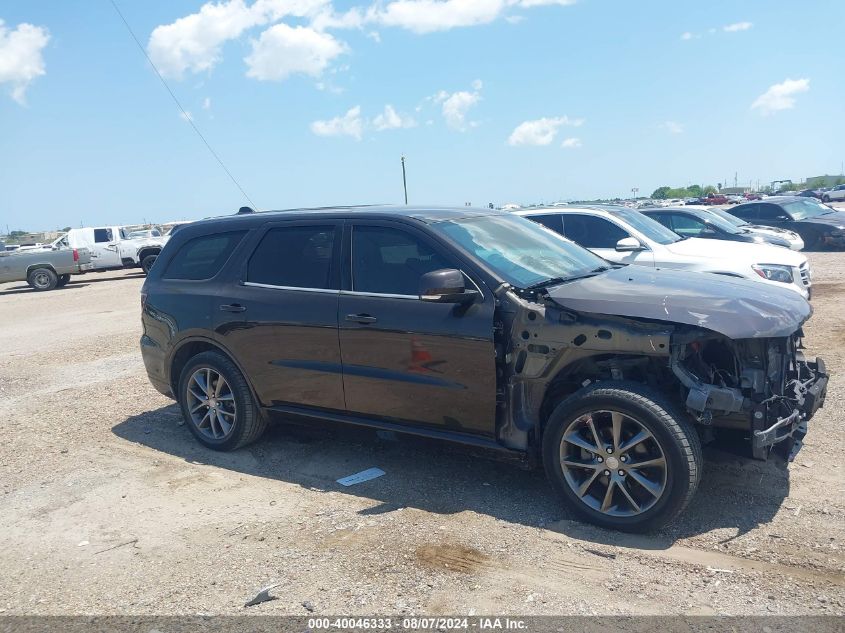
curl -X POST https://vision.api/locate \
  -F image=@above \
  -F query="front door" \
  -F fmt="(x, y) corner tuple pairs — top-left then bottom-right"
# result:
(215, 222), (346, 411)
(338, 222), (496, 436)
(562, 213), (655, 266)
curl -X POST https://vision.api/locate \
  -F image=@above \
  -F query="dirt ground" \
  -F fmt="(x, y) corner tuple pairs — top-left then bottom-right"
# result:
(0, 254), (843, 616)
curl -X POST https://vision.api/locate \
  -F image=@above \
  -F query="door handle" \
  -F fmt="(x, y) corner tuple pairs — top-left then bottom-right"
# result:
(220, 303), (247, 313)
(345, 313), (377, 324)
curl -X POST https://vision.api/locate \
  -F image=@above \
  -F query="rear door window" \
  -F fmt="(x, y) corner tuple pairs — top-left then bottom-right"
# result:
(758, 204), (789, 221)
(561, 214), (629, 248)
(164, 231), (247, 280)
(246, 225), (338, 289)
(731, 204), (758, 221)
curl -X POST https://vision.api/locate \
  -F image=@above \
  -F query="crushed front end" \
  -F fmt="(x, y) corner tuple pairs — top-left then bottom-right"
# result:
(669, 329), (828, 462)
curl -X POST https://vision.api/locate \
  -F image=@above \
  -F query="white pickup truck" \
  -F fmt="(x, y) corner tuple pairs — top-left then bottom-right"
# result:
(55, 226), (168, 275)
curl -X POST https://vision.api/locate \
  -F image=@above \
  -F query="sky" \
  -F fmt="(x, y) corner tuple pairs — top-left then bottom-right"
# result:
(1, 0), (844, 230)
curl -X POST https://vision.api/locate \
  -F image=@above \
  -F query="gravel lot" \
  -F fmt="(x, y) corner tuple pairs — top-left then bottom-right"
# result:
(0, 253), (843, 616)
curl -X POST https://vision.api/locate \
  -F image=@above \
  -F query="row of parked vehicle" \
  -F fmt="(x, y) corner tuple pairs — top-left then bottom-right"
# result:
(0, 224), (178, 291)
(138, 202), (829, 533)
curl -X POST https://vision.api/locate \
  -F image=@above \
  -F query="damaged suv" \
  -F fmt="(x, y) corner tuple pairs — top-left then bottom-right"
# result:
(140, 207), (828, 531)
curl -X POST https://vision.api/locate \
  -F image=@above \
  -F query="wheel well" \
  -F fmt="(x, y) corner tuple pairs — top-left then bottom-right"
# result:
(138, 247), (162, 260)
(26, 264), (57, 277)
(538, 354), (674, 432)
(170, 340), (229, 395)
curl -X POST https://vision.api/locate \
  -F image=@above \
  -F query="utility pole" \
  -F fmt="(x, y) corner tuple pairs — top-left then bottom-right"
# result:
(401, 155), (408, 205)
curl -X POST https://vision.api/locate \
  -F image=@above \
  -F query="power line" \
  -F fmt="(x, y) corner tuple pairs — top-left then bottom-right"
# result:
(107, 0), (258, 210)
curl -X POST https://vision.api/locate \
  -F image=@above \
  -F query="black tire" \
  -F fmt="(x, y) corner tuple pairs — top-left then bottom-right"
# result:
(177, 351), (267, 451)
(802, 232), (821, 251)
(822, 195), (830, 203)
(27, 267), (58, 291)
(56, 274), (71, 287)
(542, 381), (702, 532)
(141, 254), (158, 275)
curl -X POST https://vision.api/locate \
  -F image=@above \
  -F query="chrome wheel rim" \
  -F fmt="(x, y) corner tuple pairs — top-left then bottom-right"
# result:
(33, 272), (50, 288)
(186, 368), (237, 440)
(559, 410), (667, 517)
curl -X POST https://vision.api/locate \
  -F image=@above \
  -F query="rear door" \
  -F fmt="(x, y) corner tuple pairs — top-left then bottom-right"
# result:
(214, 221), (346, 411)
(757, 203), (791, 228)
(561, 213), (655, 265)
(91, 227), (123, 268)
(337, 220), (496, 435)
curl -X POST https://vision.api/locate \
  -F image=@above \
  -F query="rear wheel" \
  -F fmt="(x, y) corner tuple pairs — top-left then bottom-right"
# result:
(543, 381), (702, 532)
(141, 254), (158, 275)
(27, 267), (58, 291)
(822, 195), (831, 203)
(56, 274), (71, 287)
(177, 351), (266, 451)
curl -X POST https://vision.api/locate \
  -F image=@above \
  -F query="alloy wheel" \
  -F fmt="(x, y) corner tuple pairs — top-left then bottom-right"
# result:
(186, 367), (237, 440)
(559, 409), (667, 517)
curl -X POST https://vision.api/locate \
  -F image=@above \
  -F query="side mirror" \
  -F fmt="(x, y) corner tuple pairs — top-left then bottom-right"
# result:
(615, 237), (644, 252)
(419, 269), (477, 304)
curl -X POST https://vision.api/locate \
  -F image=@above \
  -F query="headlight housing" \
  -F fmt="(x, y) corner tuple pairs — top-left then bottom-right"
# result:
(752, 264), (794, 283)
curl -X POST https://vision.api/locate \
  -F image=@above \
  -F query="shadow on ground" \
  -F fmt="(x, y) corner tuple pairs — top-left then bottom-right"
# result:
(0, 283), (89, 296)
(113, 405), (790, 549)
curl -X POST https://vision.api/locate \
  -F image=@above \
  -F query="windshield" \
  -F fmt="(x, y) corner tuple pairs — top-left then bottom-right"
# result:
(782, 199), (834, 220)
(690, 210), (743, 234)
(433, 214), (608, 288)
(706, 206), (748, 227)
(606, 208), (681, 244)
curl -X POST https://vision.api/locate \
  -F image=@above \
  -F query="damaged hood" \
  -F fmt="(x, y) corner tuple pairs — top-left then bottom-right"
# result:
(545, 266), (812, 339)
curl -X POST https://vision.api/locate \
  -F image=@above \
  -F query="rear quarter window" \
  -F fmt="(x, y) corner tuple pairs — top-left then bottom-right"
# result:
(163, 231), (247, 280)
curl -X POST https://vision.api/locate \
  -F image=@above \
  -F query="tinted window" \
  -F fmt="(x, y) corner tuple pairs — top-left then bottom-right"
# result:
(94, 228), (113, 243)
(529, 214), (563, 233)
(669, 214), (710, 237)
(247, 225), (336, 289)
(730, 204), (758, 221)
(644, 212), (673, 229)
(164, 231), (246, 280)
(352, 226), (453, 295)
(562, 214), (629, 249)
(757, 204), (789, 221)
(606, 208), (680, 244)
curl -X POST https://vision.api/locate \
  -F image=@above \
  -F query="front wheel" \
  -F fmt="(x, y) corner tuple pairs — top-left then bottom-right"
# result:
(543, 381), (702, 532)
(822, 195), (830, 203)
(177, 351), (267, 451)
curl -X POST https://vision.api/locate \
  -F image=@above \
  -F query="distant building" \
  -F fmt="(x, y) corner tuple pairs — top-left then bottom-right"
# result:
(720, 186), (752, 194)
(806, 174), (845, 187)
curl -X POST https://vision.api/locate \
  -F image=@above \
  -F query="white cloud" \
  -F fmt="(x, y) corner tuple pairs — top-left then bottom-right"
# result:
(505, 15), (525, 24)
(202, 96), (212, 109)
(311, 105), (363, 140)
(0, 19), (50, 104)
(373, 104), (416, 130)
(180, 110), (194, 122)
(433, 80), (483, 130)
(561, 136), (581, 148)
(507, 115), (583, 146)
(367, 30), (381, 42)
(658, 120), (684, 134)
(751, 78), (810, 115)
(680, 31), (694, 40)
(723, 21), (752, 32)
(147, 0), (328, 78)
(371, 0), (574, 34)
(245, 23), (345, 80)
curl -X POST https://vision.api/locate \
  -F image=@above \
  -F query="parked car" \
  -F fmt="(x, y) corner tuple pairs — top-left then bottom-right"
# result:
(141, 205), (828, 532)
(700, 193), (729, 205)
(727, 197), (845, 250)
(797, 189), (822, 200)
(821, 184), (845, 203)
(744, 193), (763, 201)
(58, 225), (168, 274)
(705, 206), (804, 251)
(0, 245), (91, 290)
(639, 207), (794, 249)
(726, 195), (744, 204)
(517, 206), (812, 298)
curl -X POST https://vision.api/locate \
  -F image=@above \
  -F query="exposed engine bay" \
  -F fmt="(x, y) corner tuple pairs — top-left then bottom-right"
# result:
(492, 283), (828, 463)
